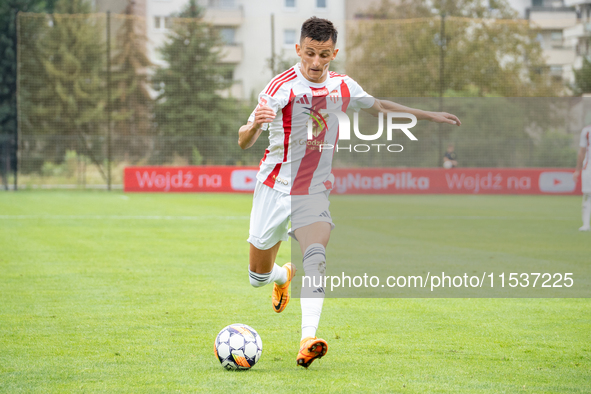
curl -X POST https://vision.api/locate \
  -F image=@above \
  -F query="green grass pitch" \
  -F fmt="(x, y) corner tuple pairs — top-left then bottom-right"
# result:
(0, 191), (590, 393)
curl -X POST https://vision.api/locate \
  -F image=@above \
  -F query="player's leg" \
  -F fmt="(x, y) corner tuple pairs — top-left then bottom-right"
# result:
(295, 222), (331, 338)
(294, 222), (331, 368)
(290, 191), (334, 368)
(248, 242), (287, 284)
(246, 181), (296, 311)
(581, 193), (591, 231)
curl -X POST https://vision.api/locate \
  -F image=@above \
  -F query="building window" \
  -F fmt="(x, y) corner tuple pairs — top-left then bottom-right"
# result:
(154, 16), (171, 30)
(285, 0), (296, 8)
(219, 27), (236, 45)
(317, 0), (326, 8)
(284, 29), (296, 46)
(551, 31), (563, 41)
(550, 65), (563, 75)
(535, 33), (544, 49)
(209, 0), (236, 8)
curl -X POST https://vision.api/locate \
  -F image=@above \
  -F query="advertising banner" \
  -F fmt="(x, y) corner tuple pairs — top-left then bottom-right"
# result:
(124, 166), (581, 195)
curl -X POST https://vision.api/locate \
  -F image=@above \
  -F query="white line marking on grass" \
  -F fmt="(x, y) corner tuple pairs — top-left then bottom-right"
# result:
(0, 215), (250, 220)
(344, 216), (573, 221)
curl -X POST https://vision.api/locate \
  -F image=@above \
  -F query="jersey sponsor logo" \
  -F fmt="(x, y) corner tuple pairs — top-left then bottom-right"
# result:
(230, 169), (258, 191)
(273, 174), (289, 186)
(311, 87), (329, 97)
(538, 172), (576, 193)
(298, 138), (331, 151)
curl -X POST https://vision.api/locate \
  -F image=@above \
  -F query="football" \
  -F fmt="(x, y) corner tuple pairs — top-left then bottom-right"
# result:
(214, 324), (262, 370)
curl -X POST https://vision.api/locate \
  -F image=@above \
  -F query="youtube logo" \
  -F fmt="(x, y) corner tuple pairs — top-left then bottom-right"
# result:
(538, 172), (576, 193)
(231, 169), (258, 191)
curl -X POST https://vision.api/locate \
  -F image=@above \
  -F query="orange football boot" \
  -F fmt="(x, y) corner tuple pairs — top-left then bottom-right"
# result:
(296, 337), (328, 368)
(272, 262), (296, 313)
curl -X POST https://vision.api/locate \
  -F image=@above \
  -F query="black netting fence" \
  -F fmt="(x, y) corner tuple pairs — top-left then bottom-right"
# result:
(13, 12), (586, 189)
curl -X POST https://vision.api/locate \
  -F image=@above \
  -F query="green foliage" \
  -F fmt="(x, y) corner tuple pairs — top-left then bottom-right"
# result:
(111, 0), (153, 137)
(153, 0), (236, 162)
(20, 0), (105, 138)
(0, 0), (54, 149)
(191, 146), (203, 165)
(573, 56), (591, 95)
(40, 149), (80, 176)
(529, 131), (577, 167)
(348, 0), (562, 97)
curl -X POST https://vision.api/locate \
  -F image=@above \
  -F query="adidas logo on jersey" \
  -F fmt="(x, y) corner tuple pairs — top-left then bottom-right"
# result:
(296, 96), (310, 104)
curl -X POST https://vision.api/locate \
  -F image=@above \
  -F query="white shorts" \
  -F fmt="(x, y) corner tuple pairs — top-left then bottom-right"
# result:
(247, 181), (335, 250)
(583, 166), (591, 194)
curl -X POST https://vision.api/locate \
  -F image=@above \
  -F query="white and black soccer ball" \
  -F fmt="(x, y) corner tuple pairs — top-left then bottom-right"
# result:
(214, 324), (262, 370)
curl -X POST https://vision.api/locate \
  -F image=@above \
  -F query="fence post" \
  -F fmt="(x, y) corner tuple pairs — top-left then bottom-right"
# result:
(106, 11), (112, 191)
(438, 11), (446, 168)
(15, 12), (20, 191)
(270, 13), (275, 76)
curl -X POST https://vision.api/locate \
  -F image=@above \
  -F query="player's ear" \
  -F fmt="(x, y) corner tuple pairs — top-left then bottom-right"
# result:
(295, 43), (301, 57)
(332, 48), (339, 60)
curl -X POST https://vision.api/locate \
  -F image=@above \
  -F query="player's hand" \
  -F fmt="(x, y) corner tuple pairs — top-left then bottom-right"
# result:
(253, 105), (276, 129)
(573, 170), (581, 183)
(428, 112), (461, 126)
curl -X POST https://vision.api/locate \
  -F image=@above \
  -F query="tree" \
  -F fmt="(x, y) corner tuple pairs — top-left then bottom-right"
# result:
(30, 0), (105, 138)
(347, 0), (561, 97)
(0, 0), (56, 185)
(111, 0), (153, 138)
(18, 0), (108, 180)
(152, 0), (236, 164)
(573, 56), (591, 95)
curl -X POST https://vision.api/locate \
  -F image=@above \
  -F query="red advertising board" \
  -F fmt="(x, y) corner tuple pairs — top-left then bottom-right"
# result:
(124, 166), (581, 195)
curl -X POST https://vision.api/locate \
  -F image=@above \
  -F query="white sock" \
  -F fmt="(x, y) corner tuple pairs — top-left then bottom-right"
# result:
(248, 264), (288, 288)
(300, 243), (326, 340)
(583, 194), (591, 227)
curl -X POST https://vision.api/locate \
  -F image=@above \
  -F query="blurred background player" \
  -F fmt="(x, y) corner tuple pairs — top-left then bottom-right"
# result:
(443, 143), (458, 169)
(238, 16), (461, 369)
(574, 125), (591, 231)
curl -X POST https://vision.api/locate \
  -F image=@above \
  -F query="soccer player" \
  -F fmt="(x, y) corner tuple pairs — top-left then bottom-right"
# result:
(573, 125), (591, 231)
(238, 17), (461, 368)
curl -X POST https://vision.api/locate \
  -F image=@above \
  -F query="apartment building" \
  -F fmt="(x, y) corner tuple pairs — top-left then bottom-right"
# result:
(564, 0), (591, 82)
(526, 0), (578, 82)
(147, 0), (346, 99)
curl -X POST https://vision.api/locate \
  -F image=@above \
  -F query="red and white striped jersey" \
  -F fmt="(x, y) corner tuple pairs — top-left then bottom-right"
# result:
(248, 63), (375, 195)
(581, 126), (591, 171)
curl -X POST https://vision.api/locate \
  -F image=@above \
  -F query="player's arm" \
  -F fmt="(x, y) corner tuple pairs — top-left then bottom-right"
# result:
(363, 99), (461, 126)
(238, 105), (276, 150)
(573, 147), (586, 182)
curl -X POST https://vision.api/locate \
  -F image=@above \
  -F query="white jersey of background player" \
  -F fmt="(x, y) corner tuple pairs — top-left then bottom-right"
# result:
(574, 126), (591, 231)
(237, 17), (461, 369)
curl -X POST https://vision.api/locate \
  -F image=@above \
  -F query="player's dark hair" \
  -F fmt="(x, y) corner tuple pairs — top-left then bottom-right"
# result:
(300, 17), (338, 45)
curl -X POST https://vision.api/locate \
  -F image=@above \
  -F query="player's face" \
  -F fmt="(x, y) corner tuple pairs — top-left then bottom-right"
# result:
(296, 37), (338, 84)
